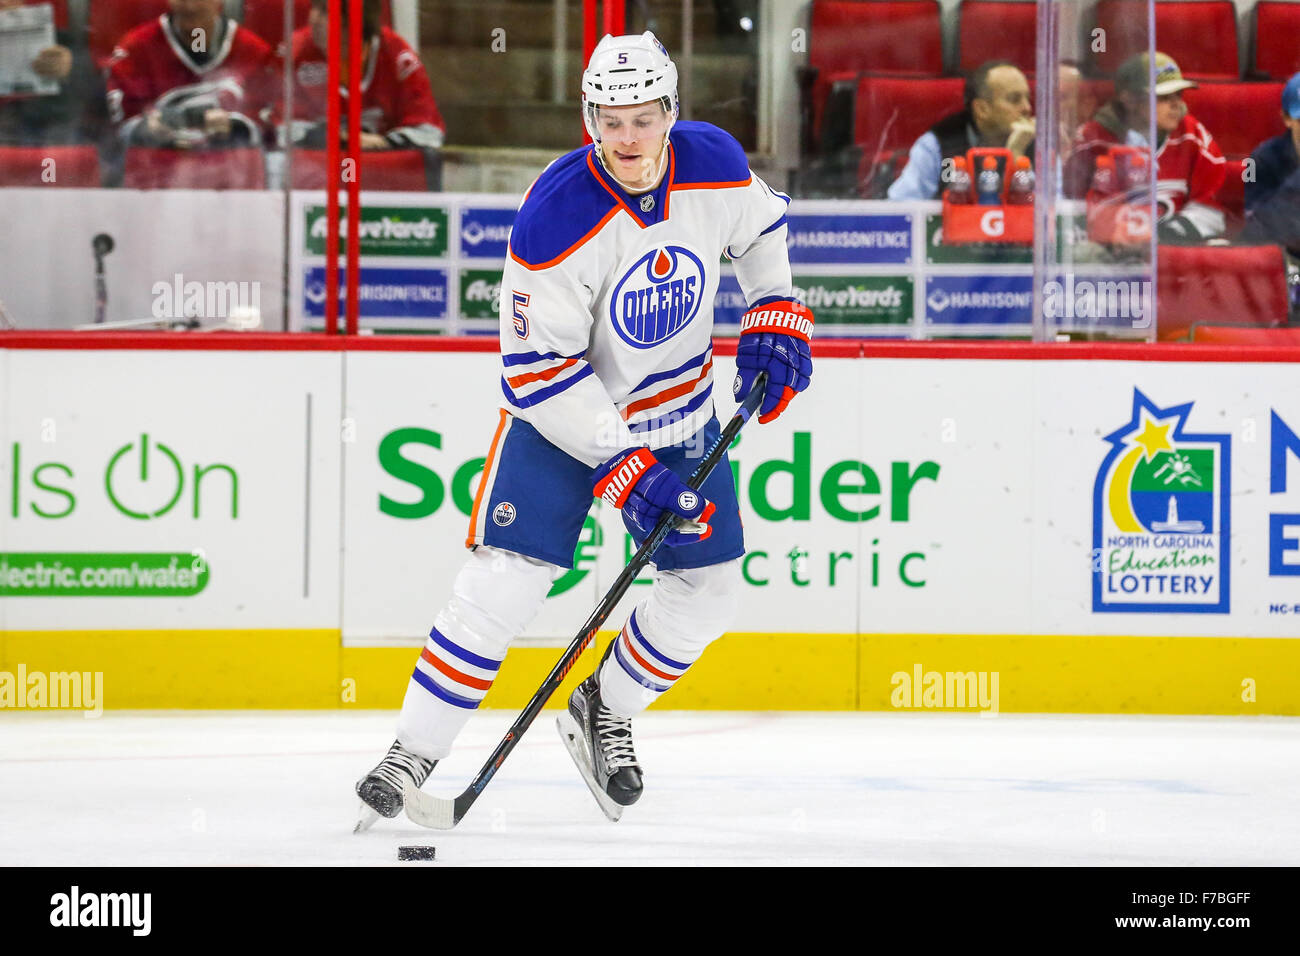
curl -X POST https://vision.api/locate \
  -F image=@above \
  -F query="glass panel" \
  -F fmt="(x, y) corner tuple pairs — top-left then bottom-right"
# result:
(1043, 0), (1156, 342)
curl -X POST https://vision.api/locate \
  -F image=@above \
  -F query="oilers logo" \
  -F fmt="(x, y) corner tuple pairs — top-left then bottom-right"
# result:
(609, 245), (705, 349)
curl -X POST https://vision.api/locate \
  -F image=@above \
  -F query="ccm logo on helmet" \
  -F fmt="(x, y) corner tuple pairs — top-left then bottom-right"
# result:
(609, 245), (705, 349)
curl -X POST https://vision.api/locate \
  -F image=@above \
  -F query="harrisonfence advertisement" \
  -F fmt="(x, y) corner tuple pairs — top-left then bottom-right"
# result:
(2, 350), (1298, 642)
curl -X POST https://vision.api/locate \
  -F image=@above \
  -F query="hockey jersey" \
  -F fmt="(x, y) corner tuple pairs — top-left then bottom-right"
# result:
(106, 15), (276, 144)
(280, 26), (445, 149)
(1068, 107), (1227, 235)
(500, 121), (793, 468)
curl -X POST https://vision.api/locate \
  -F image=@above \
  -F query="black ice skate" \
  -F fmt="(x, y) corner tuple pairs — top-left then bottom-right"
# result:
(556, 675), (643, 821)
(353, 740), (437, 833)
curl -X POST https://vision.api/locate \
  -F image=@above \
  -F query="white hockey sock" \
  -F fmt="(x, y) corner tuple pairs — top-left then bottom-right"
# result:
(396, 547), (555, 760)
(597, 604), (699, 717)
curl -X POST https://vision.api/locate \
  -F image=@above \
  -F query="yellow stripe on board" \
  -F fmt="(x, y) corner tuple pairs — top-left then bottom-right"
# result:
(2, 630), (1297, 714)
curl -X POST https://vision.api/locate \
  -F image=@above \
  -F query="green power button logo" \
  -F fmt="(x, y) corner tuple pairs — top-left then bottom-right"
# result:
(105, 434), (185, 519)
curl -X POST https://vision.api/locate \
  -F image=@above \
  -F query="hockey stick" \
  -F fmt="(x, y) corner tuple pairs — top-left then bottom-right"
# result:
(403, 371), (769, 830)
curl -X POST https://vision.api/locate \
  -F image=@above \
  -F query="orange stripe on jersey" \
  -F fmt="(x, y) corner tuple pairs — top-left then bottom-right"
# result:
(466, 408), (508, 548)
(622, 359), (714, 419)
(621, 630), (680, 683)
(585, 145), (678, 225)
(420, 647), (494, 692)
(505, 357), (579, 389)
(508, 205), (621, 272)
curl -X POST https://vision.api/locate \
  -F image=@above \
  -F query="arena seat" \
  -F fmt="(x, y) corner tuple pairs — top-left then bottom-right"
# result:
(240, 0), (392, 50)
(1182, 82), (1285, 158)
(1156, 244), (1289, 341)
(1253, 2), (1300, 80)
(289, 148), (432, 190)
(809, 1), (943, 139)
(87, 0), (169, 65)
(1092, 0), (1239, 80)
(1218, 157), (1247, 225)
(123, 148), (268, 189)
(0, 145), (100, 187)
(240, 0), (312, 49)
(854, 75), (964, 155)
(1191, 326), (1300, 345)
(959, 1), (1038, 77)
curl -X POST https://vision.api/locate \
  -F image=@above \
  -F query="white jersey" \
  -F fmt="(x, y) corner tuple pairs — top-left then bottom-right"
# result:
(499, 121), (792, 468)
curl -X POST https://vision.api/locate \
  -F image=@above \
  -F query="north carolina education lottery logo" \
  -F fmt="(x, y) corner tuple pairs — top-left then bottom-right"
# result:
(492, 502), (516, 527)
(609, 245), (705, 349)
(1092, 389), (1230, 613)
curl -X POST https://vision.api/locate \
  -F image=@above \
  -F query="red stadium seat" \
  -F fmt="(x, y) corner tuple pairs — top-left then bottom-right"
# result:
(1191, 326), (1300, 345)
(959, 1), (1038, 76)
(809, 1), (943, 139)
(1093, 0), (1240, 80)
(87, 0), (169, 66)
(240, 0), (313, 50)
(240, 0), (395, 50)
(1218, 156), (1247, 224)
(854, 75), (964, 154)
(289, 149), (431, 190)
(1156, 244), (1289, 341)
(1181, 82), (1286, 158)
(123, 148), (268, 189)
(1253, 2), (1300, 80)
(0, 145), (100, 187)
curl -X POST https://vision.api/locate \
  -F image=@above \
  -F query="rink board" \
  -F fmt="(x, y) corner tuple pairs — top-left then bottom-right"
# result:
(1, 336), (1299, 713)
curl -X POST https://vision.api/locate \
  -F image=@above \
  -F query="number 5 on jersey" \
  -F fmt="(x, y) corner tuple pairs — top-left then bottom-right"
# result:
(511, 292), (530, 339)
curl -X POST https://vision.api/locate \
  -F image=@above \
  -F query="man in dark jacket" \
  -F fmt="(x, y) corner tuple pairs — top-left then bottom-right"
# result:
(887, 60), (1034, 200)
(1240, 73), (1300, 256)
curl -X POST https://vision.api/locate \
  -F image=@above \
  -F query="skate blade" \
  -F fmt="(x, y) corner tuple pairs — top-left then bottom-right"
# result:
(555, 713), (624, 823)
(353, 801), (381, 834)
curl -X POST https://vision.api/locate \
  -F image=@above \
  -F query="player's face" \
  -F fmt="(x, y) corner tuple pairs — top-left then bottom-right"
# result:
(169, 0), (223, 36)
(597, 104), (671, 188)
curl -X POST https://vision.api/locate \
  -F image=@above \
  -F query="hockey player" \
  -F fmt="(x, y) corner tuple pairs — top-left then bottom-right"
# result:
(356, 32), (812, 827)
(105, 0), (276, 148)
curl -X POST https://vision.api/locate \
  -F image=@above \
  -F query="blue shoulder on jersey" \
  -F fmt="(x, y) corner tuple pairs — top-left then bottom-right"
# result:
(670, 121), (752, 186)
(510, 147), (618, 267)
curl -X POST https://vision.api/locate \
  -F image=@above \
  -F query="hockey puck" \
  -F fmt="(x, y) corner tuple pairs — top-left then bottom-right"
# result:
(397, 845), (437, 862)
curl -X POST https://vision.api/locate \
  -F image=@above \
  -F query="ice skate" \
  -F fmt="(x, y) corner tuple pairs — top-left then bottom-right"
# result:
(556, 675), (643, 822)
(353, 740), (437, 833)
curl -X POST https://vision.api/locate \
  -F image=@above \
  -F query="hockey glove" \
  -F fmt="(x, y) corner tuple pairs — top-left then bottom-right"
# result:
(592, 447), (715, 544)
(734, 299), (814, 424)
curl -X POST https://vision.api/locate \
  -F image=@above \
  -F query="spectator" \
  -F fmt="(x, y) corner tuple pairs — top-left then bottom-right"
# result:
(105, 0), (276, 148)
(887, 60), (1034, 201)
(1240, 72), (1300, 257)
(1065, 52), (1226, 242)
(0, 0), (107, 145)
(281, 0), (444, 151)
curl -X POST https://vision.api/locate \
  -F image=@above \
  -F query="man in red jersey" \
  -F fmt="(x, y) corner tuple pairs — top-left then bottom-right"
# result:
(280, 0), (444, 151)
(105, 0), (276, 148)
(1065, 52), (1227, 241)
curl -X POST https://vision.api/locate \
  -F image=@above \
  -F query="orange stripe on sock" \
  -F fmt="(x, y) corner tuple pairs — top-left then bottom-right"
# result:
(466, 408), (508, 547)
(420, 646), (494, 692)
(621, 629), (681, 683)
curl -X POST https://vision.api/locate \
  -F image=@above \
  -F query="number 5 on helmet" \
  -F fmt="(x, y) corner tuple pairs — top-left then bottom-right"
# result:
(733, 300), (814, 424)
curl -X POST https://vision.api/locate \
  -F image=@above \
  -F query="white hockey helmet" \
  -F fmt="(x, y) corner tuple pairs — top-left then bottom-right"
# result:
(581, 31), (680, 144)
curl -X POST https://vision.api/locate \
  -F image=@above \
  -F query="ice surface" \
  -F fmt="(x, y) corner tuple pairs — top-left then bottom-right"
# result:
(1, 711), (1297, 866)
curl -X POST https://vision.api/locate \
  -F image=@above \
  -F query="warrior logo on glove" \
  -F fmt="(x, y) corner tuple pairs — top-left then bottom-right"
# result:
(733, 299), (814, 424)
